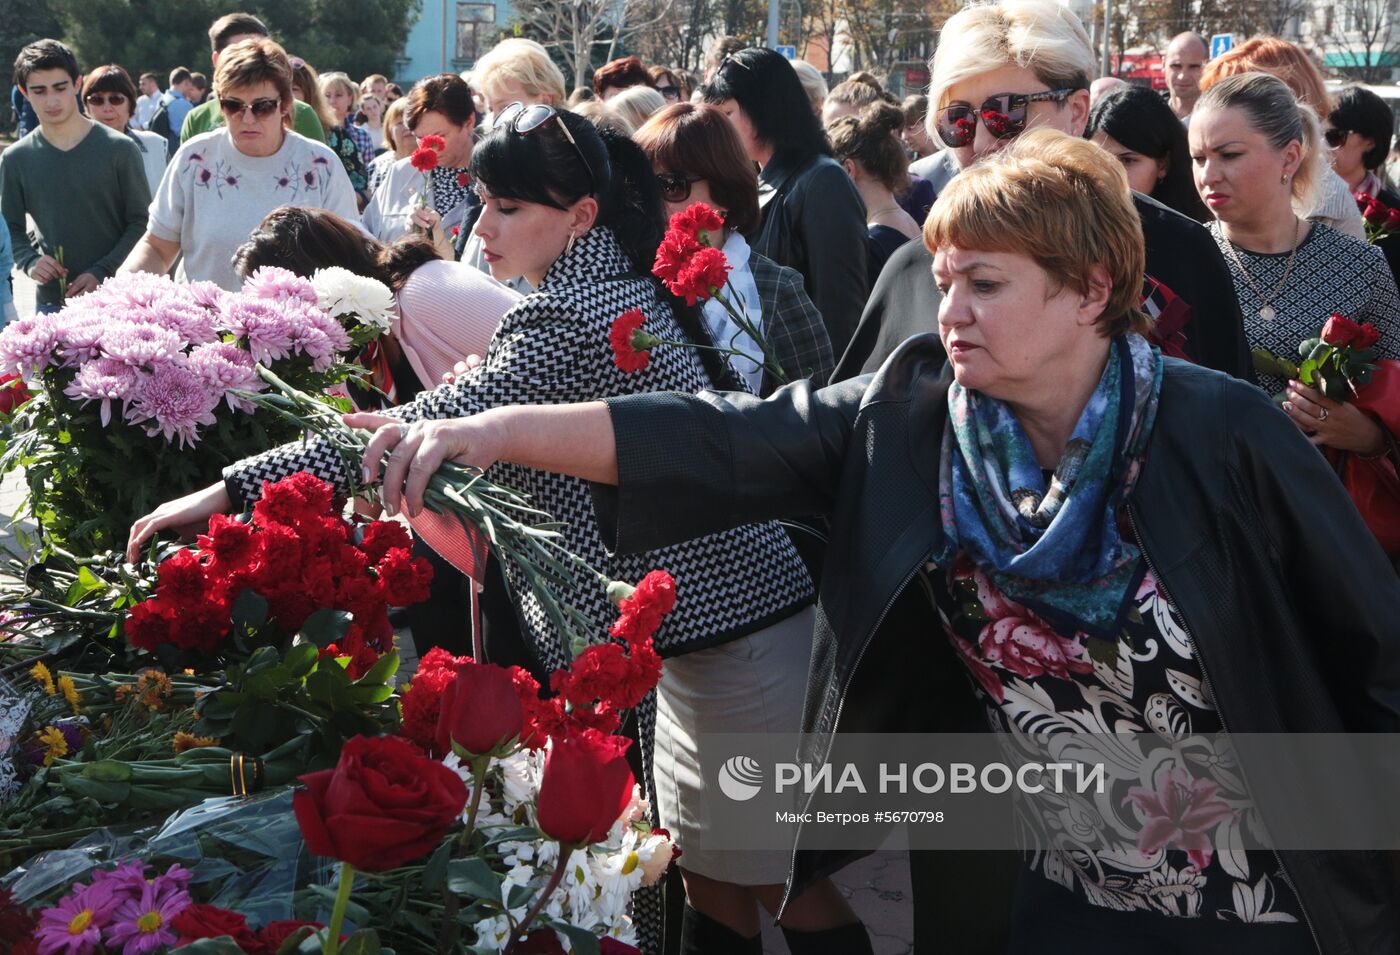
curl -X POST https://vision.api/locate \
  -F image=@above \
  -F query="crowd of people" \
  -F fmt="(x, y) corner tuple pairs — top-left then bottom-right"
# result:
(7, 2), (1400, 954)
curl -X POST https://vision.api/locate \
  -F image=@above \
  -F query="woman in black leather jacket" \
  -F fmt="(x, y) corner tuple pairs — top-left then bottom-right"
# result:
(283, 131), (1400, 955)
(700, 48), (869, 359)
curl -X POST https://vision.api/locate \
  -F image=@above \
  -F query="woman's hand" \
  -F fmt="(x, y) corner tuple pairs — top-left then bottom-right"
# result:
(346, 410), (509, 518)
(127, 482), (232, 563)
(410, 207), (455, 258)
(440, 355), (482, 385)
(1283, 380), (1387, 455)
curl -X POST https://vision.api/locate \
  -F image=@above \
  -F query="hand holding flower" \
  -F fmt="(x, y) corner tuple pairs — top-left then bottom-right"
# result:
(1284, 380), (1387, 454)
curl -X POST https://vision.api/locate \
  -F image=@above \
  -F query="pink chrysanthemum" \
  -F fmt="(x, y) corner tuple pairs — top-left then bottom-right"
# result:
(64, 359), (142, 427)
(102, 878), (189, 955)
(143, 300), (217, 344)
(0, 315), (61, 376)
(218, 299), (297, 365)
(85, 272), (172, 311)
(124, 363), (219, 447)
(54, 315), (107, 367)
(34, 881), (123, 955)
(186, 341), (264, 411)
(99, 322), (183, 369)
(242, 266), (319, 306)
(186, 281), (227, 312)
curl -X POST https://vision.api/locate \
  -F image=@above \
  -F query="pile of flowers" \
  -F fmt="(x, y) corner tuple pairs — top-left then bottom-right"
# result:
(125, 471), (432, 678)
(0, 268), (394, 554)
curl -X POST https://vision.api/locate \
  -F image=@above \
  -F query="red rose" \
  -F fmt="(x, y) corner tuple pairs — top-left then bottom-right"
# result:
(420, 134), (447, 152)
(536, 729), (635, 845)
(259, 921), (327, 952)
(1321, 313), (1366, 347)
(610, 309), (660, 373)
(0, 374), (31, 416)
(516, 929), (568, 954)
(410, 146), (440, 173)
(1386, 207), (1400, 232)
(1356, 322), (1383, 350)
(171, 904), (267, 955)
(0, 888), (36, 950)
(12, 939), (38, 955)
(600, 939), (644, 955)
(376, 547), (434, 606)
(435, 658), (525, 757)
(667, 246), (730, 305)
(1362, 197), (1389, 225)
(668, 203), (725, 246)
(293, 734), (467, 871)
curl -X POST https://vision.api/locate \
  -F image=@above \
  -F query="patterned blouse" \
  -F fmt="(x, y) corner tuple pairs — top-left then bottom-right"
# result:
(326, 125), (369, 198)
(1207, 221), (1400, 395)
(933, 554), (1304, 923)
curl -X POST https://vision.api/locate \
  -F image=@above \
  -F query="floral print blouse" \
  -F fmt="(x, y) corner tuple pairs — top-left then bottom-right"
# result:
(934, 554), (1303, 923)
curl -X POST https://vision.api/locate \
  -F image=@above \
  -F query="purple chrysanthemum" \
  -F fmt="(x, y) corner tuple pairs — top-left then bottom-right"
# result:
(99, 323), (183, 369)
(0, 315), (61, 376)
(242, 266), (318, 306)
(34, 881), (122, 955)
(218, 299), (297, 365)
(186, 341), (264, 411)
(102, 878), (189, 955)
(124, 363), (219, 447)
(87, 861), (148, 903)
(64, 359), (142, 427)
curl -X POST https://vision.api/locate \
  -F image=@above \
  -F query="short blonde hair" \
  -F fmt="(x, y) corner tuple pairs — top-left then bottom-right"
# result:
(319, 70), (359, 103)
(214, 37), (294, 110)
(472, 38), (567, 105)
(572, 98), (635, 135)
(928, 0), (1095, 133)
(924, 128), (1148, 338)
(608, 84), (666, 130)
(790, 60), (829, 114)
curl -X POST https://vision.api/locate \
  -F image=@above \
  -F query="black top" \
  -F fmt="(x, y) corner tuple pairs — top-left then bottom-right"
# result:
(833, 192), (1255, 383)
(866, 224), (912, 289)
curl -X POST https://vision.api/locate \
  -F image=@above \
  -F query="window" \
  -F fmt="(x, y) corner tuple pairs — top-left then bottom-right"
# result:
(456, 3), (497, 65)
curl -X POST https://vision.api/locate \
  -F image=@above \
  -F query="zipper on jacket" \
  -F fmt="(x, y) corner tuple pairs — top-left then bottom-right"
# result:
(1127, 505), (1322, 955)
(778, 558), (926, 917)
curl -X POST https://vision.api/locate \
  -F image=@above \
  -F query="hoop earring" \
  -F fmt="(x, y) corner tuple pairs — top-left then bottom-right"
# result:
(564, 231), (576, 257)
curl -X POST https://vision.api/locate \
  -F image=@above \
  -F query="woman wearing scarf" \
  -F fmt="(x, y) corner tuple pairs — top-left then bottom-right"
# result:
(304, 129), (1400, 954)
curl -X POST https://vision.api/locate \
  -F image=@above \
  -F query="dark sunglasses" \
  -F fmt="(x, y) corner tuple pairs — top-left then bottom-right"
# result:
(219, 96), (281, 119)
(656, 84), (681, 101)
(1324, 127), (1351, 148)
(934, 89), (1077, 148)
(84, 92), (128, 106)
(495, 102), (596, 196)
(656, 171), (702, 202)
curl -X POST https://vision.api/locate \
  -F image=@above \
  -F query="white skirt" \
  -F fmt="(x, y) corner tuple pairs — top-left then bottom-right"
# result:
(652, 605), (816, 884)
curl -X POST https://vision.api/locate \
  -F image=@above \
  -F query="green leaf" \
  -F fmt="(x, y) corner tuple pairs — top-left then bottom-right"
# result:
(420, 838), (453, 891)
(339, 929), (383, 955)
(275, 926), (316, 955)
(230, 588), (269, 630)
(82, 760), (133, 782)
(445, 857), (503, 900)
(170, 939), (251, 955)
(1299, 357), (1320, 385)
(548, 921), (602, 955)
(346, 684), (395, 704)
(299, 608), (354, 648)
(357, 649), (400, 687)
(284, 642), (321, 678)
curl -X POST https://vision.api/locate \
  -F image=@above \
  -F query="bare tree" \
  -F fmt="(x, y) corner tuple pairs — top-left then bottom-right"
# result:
(1325, 0), (1400, 84)
(514, 0), (675, 90)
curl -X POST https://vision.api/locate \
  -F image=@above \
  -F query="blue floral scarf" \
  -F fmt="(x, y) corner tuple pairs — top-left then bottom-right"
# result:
(936, 335), (1164, 641)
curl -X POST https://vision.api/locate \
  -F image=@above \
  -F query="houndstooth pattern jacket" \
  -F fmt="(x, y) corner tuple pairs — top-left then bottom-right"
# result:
(224, 226), (816, 672)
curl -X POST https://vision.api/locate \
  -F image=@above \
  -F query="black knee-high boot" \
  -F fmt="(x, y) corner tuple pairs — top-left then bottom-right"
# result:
(781, 921), (875, 955)
(680, 903), (762, 955)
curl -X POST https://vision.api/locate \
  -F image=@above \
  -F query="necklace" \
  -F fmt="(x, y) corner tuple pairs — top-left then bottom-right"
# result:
(1220, 217), (1302, 321)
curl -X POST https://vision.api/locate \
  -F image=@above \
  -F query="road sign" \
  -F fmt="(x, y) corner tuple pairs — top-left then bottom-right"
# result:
(1210, 33), (1234, 59)
(776, 44), (797, 59)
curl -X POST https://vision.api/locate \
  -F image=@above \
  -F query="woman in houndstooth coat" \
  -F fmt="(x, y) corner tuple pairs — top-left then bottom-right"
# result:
(128, 108), (871, 955)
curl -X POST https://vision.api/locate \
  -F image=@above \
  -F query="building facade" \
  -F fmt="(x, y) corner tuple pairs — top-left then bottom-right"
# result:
(395, 0), (515, 82)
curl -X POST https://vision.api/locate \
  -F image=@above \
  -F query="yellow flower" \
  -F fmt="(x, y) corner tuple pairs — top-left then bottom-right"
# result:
(37, 725), (68, 766)
(29, 661), (55, 696)
(172, 731), (221, 754)
(134, 670), (173, 712)
(58, 675), (81, 714)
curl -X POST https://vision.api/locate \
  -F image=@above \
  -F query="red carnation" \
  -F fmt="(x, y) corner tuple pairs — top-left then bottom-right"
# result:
(511, 666), (555, 750)
(457, 171), (470, 188)
(197, 513), (259, 574)
(254, 472), (333, 529)
(399, 647), (470, 754)
(667, 246), (730, 305)
(669, 202), (725, 246)
(359, 520), (413, 563)
(652, 231), (699, 284)
(420, 134), (447, 152)
(171, 904), (268, 955)
(610, 309), (661, 373)
(410, 146), (440, 173)
(154, 549), (209, 607)
(376, 547), (434, 606)
(611, 570), (677, 644)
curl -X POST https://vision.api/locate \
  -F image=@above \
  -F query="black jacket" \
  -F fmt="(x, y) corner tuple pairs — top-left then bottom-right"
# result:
(833, 193), (1255, 383)
(755, 153), (869, 359)
(596, 335), (1400, 955)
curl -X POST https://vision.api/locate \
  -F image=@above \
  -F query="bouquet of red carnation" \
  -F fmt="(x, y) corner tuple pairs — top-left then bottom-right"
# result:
(1356, 192), (1400, 244)
(1252, 312), (1382, 402)
(610, 203), (789, 383)
(410, 133), (446, 227)
(124, 470), (432, 678)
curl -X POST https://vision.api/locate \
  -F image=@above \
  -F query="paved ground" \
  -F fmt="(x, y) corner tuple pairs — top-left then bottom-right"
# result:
(3, 265), (918, 953)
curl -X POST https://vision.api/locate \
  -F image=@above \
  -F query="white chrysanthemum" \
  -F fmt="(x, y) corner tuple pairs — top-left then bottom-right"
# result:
(312, 266), (395, 332)
(472, 914), (512, 951)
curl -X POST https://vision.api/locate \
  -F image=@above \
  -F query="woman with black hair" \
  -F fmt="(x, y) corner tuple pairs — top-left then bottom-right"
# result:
(130, 105), (871, 955)
(702, 47), (869, 357)
(1087, 85), (1211, 222)
(1328, 86), (1400, 288)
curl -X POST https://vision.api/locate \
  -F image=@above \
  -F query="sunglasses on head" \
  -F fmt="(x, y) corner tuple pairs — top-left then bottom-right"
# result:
(495, 102), (597, 196)
(934, 88), (1077, 148)
(1324, 127), (1351, 148)
(84, 92), (127, 106)
(219, 96), (281, 119)
(656, 171), (702, 202)
(718, 53), (751, 76)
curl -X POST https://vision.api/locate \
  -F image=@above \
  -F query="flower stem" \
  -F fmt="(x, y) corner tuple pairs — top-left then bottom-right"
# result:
(459, 755), (490, 849)
(503, 846), (570, 951)
(324, 860), (355, 955)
